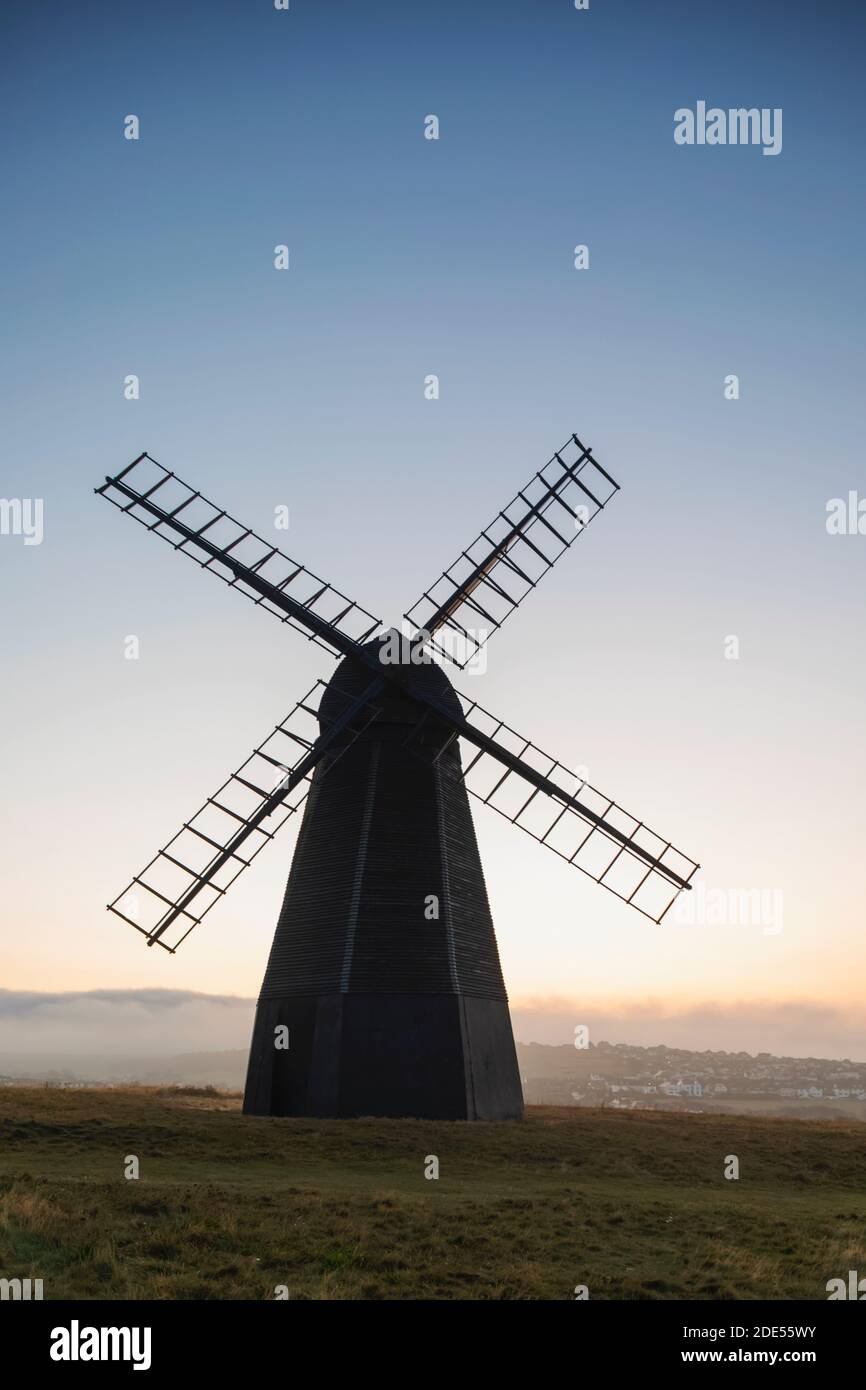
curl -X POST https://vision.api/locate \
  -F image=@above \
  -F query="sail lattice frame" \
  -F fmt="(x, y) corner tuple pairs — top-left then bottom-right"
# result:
(107, 679), (382, 952)
(97, 454), (381, 657)
(403, 434), (619, 669)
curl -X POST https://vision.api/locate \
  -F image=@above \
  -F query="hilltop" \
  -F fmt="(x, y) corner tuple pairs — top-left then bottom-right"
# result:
(1, 1085), (864, 1299)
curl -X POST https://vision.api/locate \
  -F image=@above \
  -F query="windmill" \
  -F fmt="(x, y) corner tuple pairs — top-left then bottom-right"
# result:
(96, 435), (699, 1120)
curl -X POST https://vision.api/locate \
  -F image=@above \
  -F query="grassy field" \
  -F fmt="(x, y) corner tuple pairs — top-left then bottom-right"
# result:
(1, 1085), (864, 1300)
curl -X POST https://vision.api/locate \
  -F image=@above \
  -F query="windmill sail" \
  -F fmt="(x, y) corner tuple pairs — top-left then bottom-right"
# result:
(397, 682), (698, 924)
(97, 454), (381, 657)
(451, 695), (699, 923)
(107, 678), (383, 952)
(403, 434), (619, 669)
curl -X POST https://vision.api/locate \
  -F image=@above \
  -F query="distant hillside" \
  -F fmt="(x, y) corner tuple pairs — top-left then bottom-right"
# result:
(518, 1041), (866, 1122)
(2, 1038), (865, 1121)
(0, 1049), (249, 1090)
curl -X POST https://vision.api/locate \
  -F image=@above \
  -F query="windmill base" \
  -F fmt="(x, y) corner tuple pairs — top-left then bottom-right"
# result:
(243, 993), (524, 1121)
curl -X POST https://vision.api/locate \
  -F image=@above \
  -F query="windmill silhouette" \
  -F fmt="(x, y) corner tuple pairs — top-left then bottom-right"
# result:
(96, 435), (698, 1120)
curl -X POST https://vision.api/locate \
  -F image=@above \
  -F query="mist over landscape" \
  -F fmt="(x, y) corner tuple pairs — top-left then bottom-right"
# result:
(2, 988), (864, 1063)
(3, 990), (864, 1124)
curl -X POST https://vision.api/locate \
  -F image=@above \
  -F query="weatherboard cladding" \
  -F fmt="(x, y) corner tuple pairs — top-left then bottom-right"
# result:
(257, 652), (508, 1002)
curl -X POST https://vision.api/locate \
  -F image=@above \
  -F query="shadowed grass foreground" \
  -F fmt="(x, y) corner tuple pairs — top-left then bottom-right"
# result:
(1, 1086), (864, 1300)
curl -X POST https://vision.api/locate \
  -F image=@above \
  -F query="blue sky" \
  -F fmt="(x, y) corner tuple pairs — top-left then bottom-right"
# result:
(2, 1), (864, 1054)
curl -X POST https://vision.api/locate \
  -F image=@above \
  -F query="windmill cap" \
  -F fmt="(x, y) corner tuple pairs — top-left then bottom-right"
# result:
(321, 632), (462, 730)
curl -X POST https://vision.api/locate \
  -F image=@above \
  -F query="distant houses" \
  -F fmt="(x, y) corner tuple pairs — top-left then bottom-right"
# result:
(518, 1040), (866, 1118)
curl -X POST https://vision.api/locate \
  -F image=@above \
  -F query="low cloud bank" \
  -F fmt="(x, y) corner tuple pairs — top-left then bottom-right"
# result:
(0, 989), (254, 1058)
(510, 996), (866, 1061)
(1, 989), (862, 1064)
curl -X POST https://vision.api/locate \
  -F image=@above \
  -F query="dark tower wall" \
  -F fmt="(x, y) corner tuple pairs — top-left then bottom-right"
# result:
(243, 645), (523, 1120)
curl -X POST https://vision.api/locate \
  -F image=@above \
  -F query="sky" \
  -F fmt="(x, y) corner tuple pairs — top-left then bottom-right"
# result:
(1, 1), (864, 1059)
